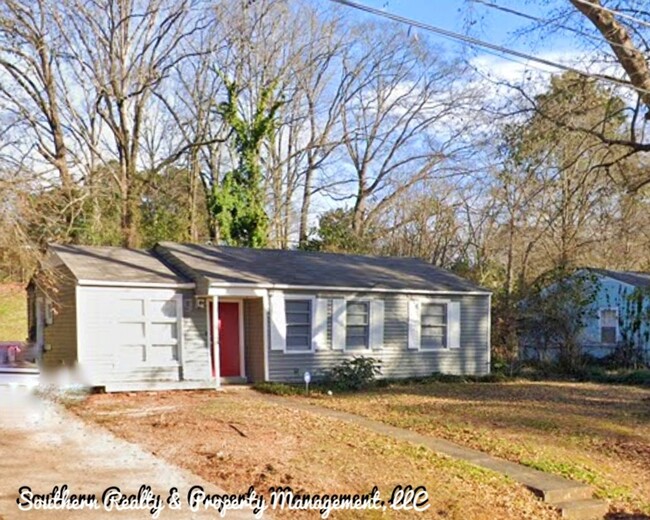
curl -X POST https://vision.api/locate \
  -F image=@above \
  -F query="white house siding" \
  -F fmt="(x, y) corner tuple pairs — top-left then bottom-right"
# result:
(77, 286), (209, 387)
(267, 291), (490, 383)
(180, 291), (211, 381)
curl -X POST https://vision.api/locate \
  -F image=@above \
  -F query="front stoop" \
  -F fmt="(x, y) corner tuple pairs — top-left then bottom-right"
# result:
(466, 459), (608, 519)
(553, 499), (610, 520)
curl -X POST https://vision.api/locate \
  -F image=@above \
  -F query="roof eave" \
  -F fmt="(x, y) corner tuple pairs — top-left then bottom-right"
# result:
(205, 280), (490, 296)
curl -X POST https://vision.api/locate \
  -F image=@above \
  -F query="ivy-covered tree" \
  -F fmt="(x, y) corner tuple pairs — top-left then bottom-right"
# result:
(210, 77), (282, 248)
(604, 286), (650, 368)
(520, 269), (599, 371)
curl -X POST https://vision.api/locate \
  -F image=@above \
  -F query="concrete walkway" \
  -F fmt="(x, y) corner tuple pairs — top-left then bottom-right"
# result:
(0, 386), (257, 520)
(257, 394), (609, 520)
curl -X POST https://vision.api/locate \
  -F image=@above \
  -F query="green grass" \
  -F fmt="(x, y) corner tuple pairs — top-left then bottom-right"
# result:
(0, 283), (27, 340)
(311, 380), (650, 516)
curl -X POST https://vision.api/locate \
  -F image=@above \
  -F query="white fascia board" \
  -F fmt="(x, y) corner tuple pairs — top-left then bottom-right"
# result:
(206, 281), (490, 296)
(77, 279), (195, 289)
(207, 286), (268, 297)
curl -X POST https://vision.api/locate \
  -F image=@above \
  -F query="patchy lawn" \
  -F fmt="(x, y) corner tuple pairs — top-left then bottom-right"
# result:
(0, 283), (26, 341)
(69, 389), (558, 520)
(302, 381), (650, 519)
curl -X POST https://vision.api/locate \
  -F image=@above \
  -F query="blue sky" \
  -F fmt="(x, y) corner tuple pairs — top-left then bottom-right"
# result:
(340, 0), (578, 61)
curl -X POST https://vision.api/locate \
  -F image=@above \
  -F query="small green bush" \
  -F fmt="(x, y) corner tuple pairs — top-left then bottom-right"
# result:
(427, 372), (510, 384)
(619, 370), (650, 386)
(252, 382), (304, 396)
(324, 356), (382, 392)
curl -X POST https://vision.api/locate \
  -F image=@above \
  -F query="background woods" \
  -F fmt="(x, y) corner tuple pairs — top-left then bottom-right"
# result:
(1, 0), (650, 365)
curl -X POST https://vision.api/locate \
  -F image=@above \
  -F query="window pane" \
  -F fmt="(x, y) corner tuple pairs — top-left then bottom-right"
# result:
(285, 300), (312, 352)
(347, 313), (368, 326)
(150, 322), (178, 343)
(286, 335), (310, 350)
(601, 310), (617, 328)
(119, 322), (145, 344)
(150, 344), (178, 363)
(287, 324), (310, 337)
(422, 303), (445, 315)
(422, 314), (445, 327)
(422, 325), (445, 337)
(601, 327), (616, 344)
(286, 311), (310, 325)
(347, 335), (368, 349)
(286, 300), (310, 313)
(347, 302), (368, 315)
(119, 299), (144, 318)
(422, 335), (446, 349)
(150, 299), (177, 319)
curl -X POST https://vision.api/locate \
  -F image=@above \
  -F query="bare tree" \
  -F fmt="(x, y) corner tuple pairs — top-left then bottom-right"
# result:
(0, 0), (84, 235)
(336, 23), (479, 237)
(60, 0), (204, 247)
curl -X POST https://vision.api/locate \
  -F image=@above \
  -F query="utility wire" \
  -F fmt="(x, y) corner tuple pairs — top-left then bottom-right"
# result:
(328, 0), (650, 98)
(571, 0), (650, 30)
(470, 0), (631, 54)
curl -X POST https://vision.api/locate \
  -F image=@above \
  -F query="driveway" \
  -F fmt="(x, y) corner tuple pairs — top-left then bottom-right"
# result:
(0, 386), (258, 519)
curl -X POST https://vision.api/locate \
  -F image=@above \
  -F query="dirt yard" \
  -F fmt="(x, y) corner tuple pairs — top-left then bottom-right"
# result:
(69, 389), (559, 520)
(303, 381), (650, 519)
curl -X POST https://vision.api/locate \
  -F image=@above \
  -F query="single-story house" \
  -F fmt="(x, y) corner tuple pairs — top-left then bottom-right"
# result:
(579, 269), (650, 360)
(28, 242), (491, 391)
(521, 268), (650, 363)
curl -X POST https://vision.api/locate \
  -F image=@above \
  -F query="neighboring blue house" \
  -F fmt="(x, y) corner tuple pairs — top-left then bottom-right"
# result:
(579, 269), (650, 361)
(521, 268), (650, 365)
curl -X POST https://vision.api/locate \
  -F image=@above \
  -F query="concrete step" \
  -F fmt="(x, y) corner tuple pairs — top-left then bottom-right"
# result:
(542, 483), (594, 504)
(554, 498), (609, 520)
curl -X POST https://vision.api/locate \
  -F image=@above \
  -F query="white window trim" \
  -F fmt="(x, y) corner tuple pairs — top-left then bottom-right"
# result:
(419, 299), (450, 351)
(283, 295), (316, 355)
(408, 297), (452, 352)
(598, 307), (619, 344)
(344, 299), (372, 352)
(117, 294), (183, 368)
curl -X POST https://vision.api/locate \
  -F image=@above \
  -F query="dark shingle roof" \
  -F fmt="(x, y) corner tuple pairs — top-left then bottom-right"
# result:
(50, 244), (190, 285)
(590, 268), (650, 289)
(156, 242), (488, 293)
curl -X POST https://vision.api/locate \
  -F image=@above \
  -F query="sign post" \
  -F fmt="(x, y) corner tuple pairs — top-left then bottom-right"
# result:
(304, 371), (311, 395)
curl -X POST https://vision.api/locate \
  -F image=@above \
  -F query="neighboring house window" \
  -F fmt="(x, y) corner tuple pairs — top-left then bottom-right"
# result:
(285, 299), (312, 352)
(600, 309), (618, 344)
(421, 303), (447, 349)
(346, 301), (370, 350)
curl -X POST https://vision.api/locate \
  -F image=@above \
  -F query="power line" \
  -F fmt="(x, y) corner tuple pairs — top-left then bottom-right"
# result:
(328, 0), (650, 98)
(571, 0), (650, 30)
(469, 0), (631, 54)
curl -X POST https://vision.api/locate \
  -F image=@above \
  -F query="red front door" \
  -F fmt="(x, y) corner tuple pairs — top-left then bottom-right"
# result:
(217, 302), (241, 377)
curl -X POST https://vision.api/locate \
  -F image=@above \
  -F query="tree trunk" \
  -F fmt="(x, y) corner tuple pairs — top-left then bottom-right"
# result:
(571, 0), (650, 111)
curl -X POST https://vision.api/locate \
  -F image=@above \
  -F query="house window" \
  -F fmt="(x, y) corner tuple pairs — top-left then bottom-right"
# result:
(421, 303), (447, 349)
(117, 295), (181, 365)
(600, 309), (617, 344)
(285, 299), (312, 352)
(346, 301), (369, 350)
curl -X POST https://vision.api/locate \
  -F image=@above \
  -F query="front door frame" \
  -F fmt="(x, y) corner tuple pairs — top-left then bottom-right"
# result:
(218, 298), (246, 379)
